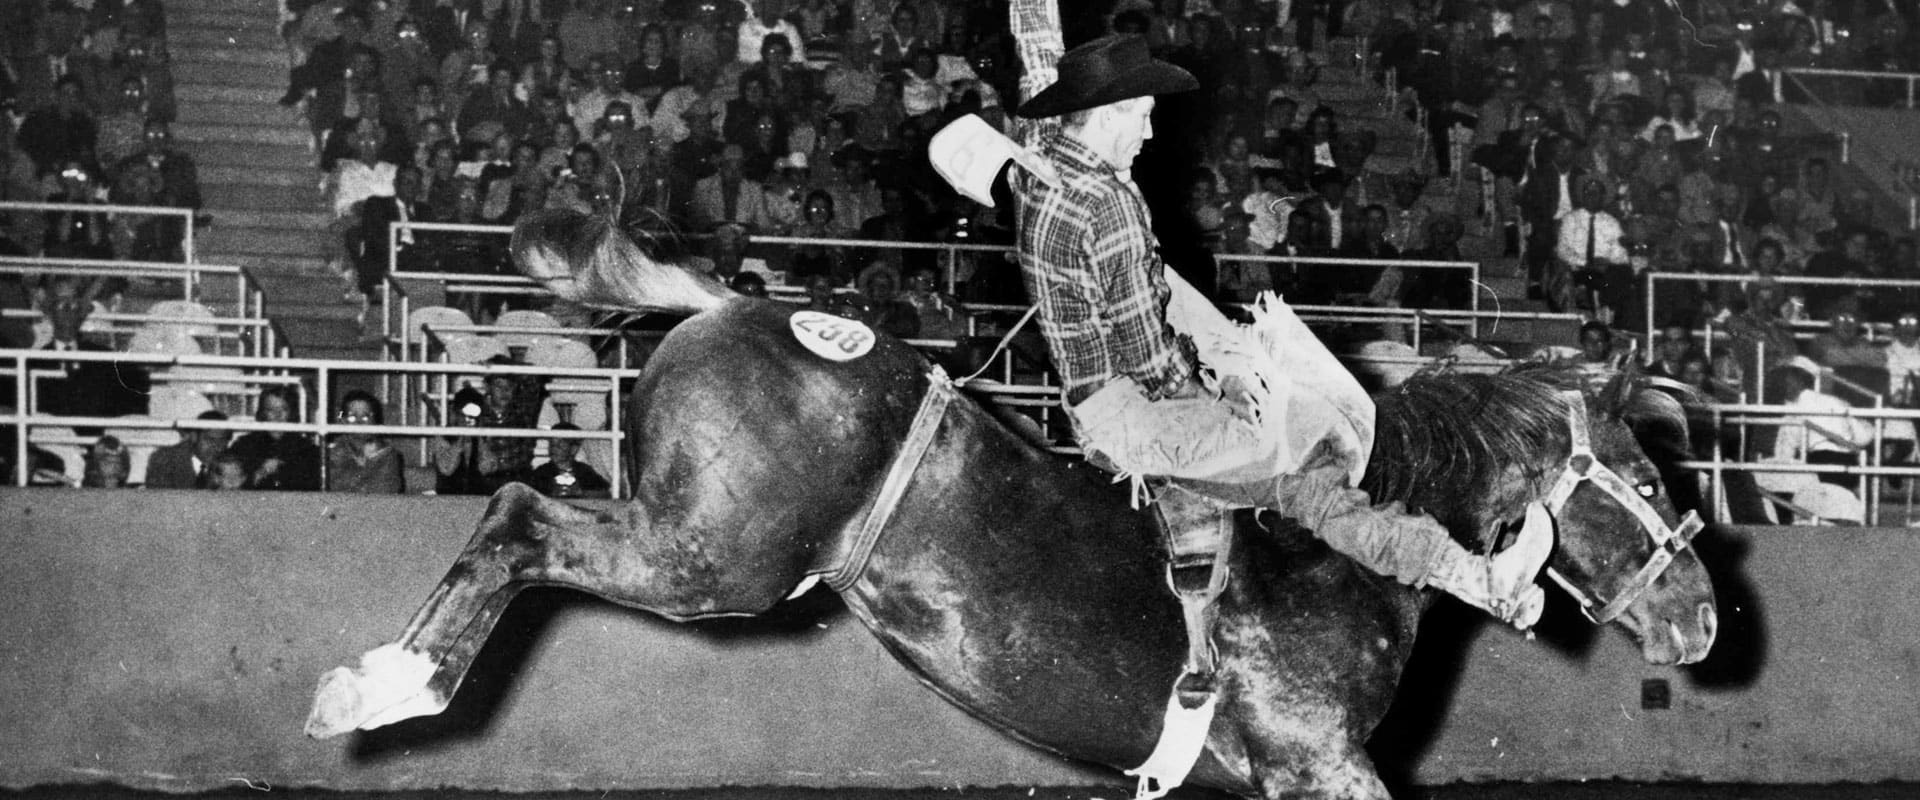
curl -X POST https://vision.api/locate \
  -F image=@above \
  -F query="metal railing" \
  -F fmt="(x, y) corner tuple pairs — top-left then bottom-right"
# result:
(1, 349), (638, 495)
(1644, 271), (1920, 347)
(1780, 66), (1920, 110)
(386, 221), (1488, 311)
(0, 200), (199, 263)
(0, 309), (278, 358)
(0, 255), (270, 324)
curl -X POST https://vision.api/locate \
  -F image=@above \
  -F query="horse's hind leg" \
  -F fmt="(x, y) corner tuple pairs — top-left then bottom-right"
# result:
(306, 484), (804, 738)
(1241, 731), (1392, 800)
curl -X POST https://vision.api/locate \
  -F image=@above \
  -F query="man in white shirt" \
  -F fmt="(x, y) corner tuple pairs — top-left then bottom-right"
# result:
(1772, 357), (1869, 487)
(1552, 175), (1631, 320)
(1885, 314), (1920, 405)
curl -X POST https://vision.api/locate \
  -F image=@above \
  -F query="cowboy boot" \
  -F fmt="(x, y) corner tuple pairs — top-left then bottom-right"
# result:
(1269, 467), (1547, 629)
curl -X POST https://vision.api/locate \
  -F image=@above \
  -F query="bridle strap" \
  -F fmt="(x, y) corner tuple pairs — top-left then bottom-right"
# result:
(1540, 390), (1705, 623)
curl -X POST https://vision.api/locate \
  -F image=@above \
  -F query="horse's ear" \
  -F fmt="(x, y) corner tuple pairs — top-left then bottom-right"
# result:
(1621, 386), (1694, 460)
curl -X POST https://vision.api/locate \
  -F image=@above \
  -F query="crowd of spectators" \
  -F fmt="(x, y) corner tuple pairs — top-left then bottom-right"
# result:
(1, 0), (200, 270)
(285, 0), (1027, 333)
(13, 0), (1920, 503)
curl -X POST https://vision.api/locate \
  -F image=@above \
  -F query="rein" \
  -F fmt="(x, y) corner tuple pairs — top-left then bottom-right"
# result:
(1540, 390), (1705, 623)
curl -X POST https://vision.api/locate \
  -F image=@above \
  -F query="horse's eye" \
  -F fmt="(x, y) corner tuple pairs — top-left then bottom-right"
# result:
(1636, 482), (1659, 499)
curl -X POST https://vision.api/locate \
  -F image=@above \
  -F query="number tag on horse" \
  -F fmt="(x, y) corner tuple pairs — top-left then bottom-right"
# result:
(789, 310), (876, 362)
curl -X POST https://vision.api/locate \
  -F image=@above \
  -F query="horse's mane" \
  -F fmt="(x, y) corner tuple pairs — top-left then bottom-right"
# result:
(1361, 365), (1592, 547)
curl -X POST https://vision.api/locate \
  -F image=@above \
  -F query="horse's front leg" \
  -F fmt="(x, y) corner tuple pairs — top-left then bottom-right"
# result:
(306, 484), (804, 738)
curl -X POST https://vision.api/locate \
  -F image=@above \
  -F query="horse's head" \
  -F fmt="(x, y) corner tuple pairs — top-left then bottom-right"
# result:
(1532, 369), (1717, 666)
(1366, 366), (1717, 665)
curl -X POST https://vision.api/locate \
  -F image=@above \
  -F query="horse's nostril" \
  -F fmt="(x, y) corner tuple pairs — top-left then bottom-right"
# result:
(1699, 603), (1719, 644)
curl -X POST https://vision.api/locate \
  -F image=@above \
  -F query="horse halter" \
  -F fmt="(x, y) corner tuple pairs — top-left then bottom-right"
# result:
(1540, 390), (1705, 624)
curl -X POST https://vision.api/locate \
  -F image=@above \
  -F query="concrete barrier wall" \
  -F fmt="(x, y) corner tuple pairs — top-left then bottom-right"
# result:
(1, 490), (1916, 792)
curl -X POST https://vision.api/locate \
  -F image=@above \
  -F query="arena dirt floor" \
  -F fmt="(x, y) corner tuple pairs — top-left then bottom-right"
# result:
(7, 784), (1920, 800)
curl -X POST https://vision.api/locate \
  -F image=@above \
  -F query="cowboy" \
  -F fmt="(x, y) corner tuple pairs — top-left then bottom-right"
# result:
(932, 34), (1546, 627)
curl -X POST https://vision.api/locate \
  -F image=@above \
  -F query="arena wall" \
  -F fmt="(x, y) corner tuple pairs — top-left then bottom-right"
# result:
(0, 490), (1914, 792)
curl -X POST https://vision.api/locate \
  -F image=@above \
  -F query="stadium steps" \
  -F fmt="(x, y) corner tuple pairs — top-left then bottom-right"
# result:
(170, 0), (372, 362)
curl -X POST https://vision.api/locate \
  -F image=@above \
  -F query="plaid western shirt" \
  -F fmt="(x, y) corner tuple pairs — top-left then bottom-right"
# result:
(1016, 134), (1198, 406)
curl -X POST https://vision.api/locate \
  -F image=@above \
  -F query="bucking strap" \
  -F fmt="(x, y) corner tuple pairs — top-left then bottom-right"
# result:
(818, 368), (956, 592)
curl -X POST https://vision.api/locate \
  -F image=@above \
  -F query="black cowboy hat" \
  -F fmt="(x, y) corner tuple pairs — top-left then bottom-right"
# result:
(1015, 34), (1197, 119)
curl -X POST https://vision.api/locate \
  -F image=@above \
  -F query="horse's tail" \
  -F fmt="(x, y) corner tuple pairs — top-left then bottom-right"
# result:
(510, 209), (734, 316)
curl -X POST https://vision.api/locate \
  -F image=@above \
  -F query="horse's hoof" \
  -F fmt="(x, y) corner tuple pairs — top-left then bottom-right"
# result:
(305, 666), (368, 739)
(304, 644), (442, 739)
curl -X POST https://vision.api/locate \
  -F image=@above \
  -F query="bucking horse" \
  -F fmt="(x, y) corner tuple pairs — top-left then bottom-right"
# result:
(305, 210), (1717, 799)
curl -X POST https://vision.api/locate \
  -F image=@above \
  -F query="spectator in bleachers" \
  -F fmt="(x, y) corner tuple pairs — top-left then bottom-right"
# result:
(459, 63), (536, 146)
(0, 137), (46, 254)
(690, 221), (755, 282)
(1646, 322), (1697, 380)
(870, 4), (924, 73)
(1519, 135), (1578, 299)
(1771, 357), (1870, 488)
(408, 79), (451, 135)
(530, 422), (612, 499)
(439, 17), (501, 121)
(1886, 314), (1920, 407)
(118, 119), (200, 246)
(574, 54), (646, 143)
(1724, 281), (1802, 399)
(901, 264), (969, 340)
(356, 164), (425, 311)
(16, 74), (98, 178)
(690, 143), (772, 231)
(1577, 319), (1615, 365)
(419, 138), (462, 218)
(1805, 227), (1871, 318)
(535, 117), (580, 176)
(1808, 310), (1885, 389)
(1382, 171), (1428, 253)
(854, 263), (919, 338)
(416, 0), (480, 61)
(434, 372), (540, 496)
(786, 189), (851, 279)
(229, 386), (322, 492)
(116, 32), (175, 122)
(327, 389), (404, 494)
(326, 129), (396, 286)
(381, 18), (437, 115)
(13, 4), (94, 113)
(33, 273), (146, 434)
(1401, 213), (1470, 310)
(858, 182), (935, 277)
(82, 435), (131, 489)
(284, 6), (376, 108)
(492, 0), (547, 65)
(622, 25), (680, 105)
(1298, 167), (1356, 253)
(1691, 56), (1737, 121)
(145, 410), (231, 490)
(207, 452), (250, 491)
(1735, 47), (1786, 107)
(1551, 175), (1630, 320)
(313, 49), (391, 166)
(41, 160), (112, 260)
(545, 143), (604, 215)
(96, 75), (154, 167)
(108, 161), (172, 262)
